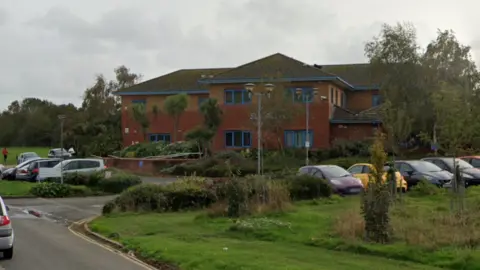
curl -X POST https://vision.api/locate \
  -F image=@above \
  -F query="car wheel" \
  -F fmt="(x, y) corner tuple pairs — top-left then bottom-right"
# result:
(3, 247), (13, 259)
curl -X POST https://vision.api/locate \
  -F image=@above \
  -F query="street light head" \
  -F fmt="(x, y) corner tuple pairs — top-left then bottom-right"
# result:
(264, 83), (275, 93)
(295, 88), (303, 97)
(244, 83), (255, 92)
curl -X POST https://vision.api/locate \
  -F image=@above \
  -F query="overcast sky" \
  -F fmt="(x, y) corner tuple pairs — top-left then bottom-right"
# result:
(0, 0), (476, 109)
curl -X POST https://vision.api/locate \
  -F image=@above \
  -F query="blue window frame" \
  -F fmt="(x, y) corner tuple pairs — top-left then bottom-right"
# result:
(288, 88), (314, 103)
(284, 130), (313, 148)
(372, 94), (381, 106)
(198, 97), (208, 110)
(224, 90), (251, 105)
(132, 100), (146, 104)
(225, 131), (251, 148)
(149, 133), (171, 143)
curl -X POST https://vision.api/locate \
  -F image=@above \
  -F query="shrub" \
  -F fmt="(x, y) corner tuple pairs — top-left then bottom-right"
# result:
(30, 183), (73, 198)
(64, 173), (90, 186)
(97, 173), (142, 194)
(409, 179), (441, 196)
(103, 176), (216, 214)
(286, 175), (332, 200)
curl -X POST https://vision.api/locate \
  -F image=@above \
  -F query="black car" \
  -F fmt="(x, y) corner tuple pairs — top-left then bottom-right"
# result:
(25, 158), (62, 182)
(422, 157), (480, 187)
(391, 160), (453, 188)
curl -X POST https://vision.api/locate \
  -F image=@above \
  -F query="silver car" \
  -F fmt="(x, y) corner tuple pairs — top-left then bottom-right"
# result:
(0, 196), (14, 259)
(17, 152), (39, 164)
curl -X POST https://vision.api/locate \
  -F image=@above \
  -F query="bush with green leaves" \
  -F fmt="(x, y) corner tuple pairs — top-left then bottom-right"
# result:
(286, 175), (332, 200)
(409, 179), (441, 196)
(103, 176), (216, 214)
(30, 183), (74, 198)
(97, 173), (142, 194)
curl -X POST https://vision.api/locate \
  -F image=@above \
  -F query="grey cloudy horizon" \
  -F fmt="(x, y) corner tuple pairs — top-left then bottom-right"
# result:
(0, 0), (476, 110)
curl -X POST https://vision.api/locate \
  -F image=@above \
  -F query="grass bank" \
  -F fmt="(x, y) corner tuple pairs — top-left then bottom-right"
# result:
(90, 196), (445, 270)
(0, 181), (35, 196)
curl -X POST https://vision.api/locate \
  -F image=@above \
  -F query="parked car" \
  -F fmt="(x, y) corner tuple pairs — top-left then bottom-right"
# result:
(391, 160), (453, 188)
(16, 152), (39, 164)
(347, 163), (408, 192)
(26, 158), (62, 182)
(459, 156), (480, 169)
(421, 157), (480, 187)
(298, 165), (364, 195)
(48, 158), (106, 178)
(0, 196), (14, 259)
(47, 148), (71, 159)
(2, 157), (42, 180)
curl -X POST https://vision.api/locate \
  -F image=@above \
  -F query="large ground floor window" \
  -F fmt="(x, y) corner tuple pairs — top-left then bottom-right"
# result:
(284, 130), (313, 148)
(225, 130), (251, 148)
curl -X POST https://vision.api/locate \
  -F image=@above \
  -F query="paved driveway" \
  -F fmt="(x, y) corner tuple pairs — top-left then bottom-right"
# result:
(0, 196), (151, 270)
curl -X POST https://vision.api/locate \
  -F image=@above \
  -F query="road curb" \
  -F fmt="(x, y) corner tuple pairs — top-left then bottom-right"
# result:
(83, 218), (124, 250)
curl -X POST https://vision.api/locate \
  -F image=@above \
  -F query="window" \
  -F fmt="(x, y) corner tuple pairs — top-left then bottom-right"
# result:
(225, 131), (251, 147)
(79, 160), (101, 169)
(348, 165), (363, 174)
(472, 159), (480, 168)
(330, 87), (334, 103)
(224, 90), (251, 105)
(289, 88), (314, 103)
(372, 94), (381, 106)
(284, 130), (313, 148)
(342, 92), (347, 107)
(132, 100), (146, 104)
(64, 161), (79, 171)
(198, 97), (208, 110)
(334, 90), (338, 105)
(298, 167), (310, 175)
(149, 133), (171, 143)
(312, 169), (324, 178)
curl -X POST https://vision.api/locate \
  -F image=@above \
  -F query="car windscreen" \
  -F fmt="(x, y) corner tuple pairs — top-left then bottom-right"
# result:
(321, 166), (351, 178)
(441, 158), (473, 170)
(16, 158), (41, 168)
(409, 161), (443, 173)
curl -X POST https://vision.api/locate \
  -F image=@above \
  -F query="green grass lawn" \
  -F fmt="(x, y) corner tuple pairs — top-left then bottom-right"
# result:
(90, 195), (451, 270)
(0, 181), (35, 196)
(2, 147), (50, 165)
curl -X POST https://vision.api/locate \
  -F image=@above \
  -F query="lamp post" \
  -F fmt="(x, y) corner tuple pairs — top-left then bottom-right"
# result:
(58, 115), (66, 184)
(245, 83), (274, 175)
(295, 88), (318, 166)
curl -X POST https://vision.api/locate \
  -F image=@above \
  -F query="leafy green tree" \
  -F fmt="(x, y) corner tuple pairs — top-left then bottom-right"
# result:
(131, 103), (149, 141)
(164, 93), (188, 142)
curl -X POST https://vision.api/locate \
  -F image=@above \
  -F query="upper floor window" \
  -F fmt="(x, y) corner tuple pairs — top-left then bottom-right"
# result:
(372, 94), (382, 107)
(334, 90), (338, 105)
(330, 87), (334, 104)
(150, 133), (171, 143)
(288, 88), (314, 103)
(225, 130), (251, 148)
(224, 90), (251, 105)
(341, 92), (347, 107)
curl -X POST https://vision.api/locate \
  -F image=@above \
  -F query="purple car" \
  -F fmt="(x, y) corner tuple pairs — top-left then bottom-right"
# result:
(298, 165), (364, 195)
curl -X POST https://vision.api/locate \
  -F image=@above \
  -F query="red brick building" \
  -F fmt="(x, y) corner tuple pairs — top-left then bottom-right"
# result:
(116, 53), (382, 151)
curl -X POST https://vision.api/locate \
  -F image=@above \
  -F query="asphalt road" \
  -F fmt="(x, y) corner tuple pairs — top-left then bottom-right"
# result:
(0, 196), (150, 270)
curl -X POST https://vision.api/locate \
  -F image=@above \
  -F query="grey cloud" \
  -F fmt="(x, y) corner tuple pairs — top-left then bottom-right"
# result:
(0, 8), (7, 26)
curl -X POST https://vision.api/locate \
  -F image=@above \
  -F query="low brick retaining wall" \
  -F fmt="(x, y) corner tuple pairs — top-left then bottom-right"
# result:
(103, 157), (192, 175)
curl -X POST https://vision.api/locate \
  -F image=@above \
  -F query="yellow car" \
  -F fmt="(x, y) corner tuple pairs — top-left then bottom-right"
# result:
(347, 163), (408, 192)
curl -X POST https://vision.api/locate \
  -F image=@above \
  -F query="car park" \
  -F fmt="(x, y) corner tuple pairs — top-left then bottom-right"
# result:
(298, 165), (364, 195)
(0, 196), (14, 259)
(16, 152), (39, 164)
(347, 163), (408, 192)
(26, 158), (62, 182)
(47, 148), (71, 159)
(422, 157), (480, 187)
(39, 158), (107, 179)
(2, 157), (42, 180)
(391, 160), (453, 188)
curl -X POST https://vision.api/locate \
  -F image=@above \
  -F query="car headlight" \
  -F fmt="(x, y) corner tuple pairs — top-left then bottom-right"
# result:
(331, 180), (341, 185)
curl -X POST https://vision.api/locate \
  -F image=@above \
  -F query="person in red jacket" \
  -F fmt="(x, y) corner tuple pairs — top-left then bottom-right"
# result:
(2, 148), (8, 164)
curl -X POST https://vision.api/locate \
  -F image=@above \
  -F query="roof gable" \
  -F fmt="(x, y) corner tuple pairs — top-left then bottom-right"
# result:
(315, 63), (381, 88)
(206, 53), (335, 82)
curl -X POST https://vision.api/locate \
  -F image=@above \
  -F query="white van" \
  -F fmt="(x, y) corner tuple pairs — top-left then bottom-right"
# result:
(39, 158), (106, 180)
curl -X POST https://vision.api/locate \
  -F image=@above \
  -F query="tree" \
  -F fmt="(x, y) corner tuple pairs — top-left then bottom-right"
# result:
(248, 84), (302, 151)
(365, 23), (422, 157)
(164, 93), (188, 142)
(186, 98), (223, 156)
(131, 103), (150, 141)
